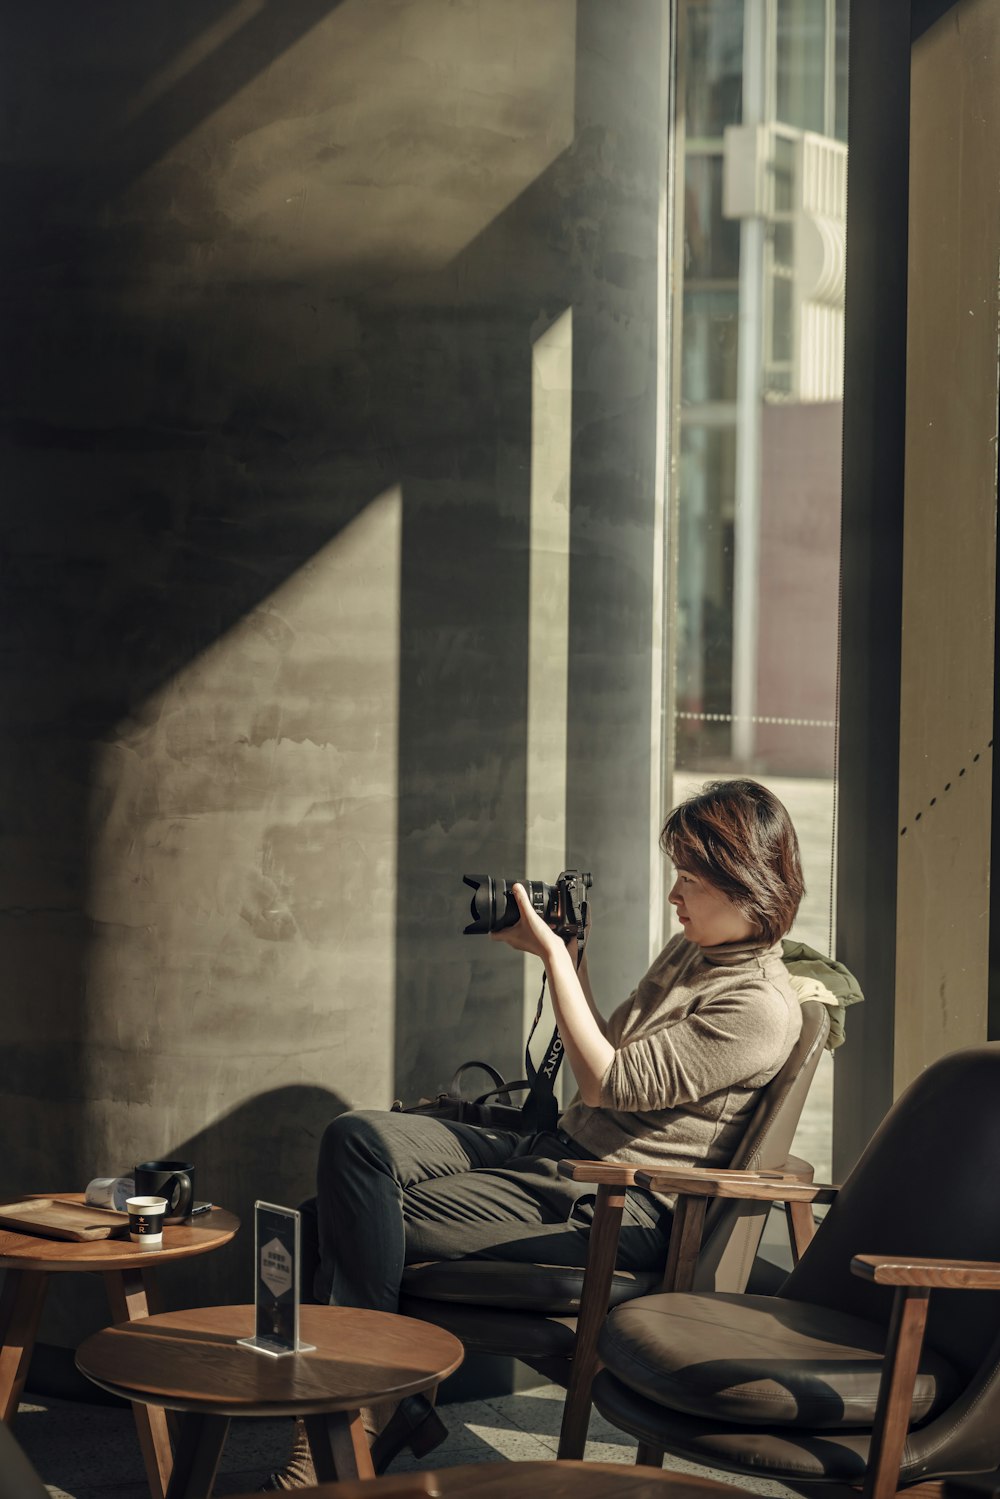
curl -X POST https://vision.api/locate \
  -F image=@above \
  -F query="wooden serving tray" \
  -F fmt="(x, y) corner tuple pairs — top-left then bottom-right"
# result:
(0, 1198), (130, 1242)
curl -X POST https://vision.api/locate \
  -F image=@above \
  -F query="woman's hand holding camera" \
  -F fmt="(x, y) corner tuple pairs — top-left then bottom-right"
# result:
(489, 883), (562, 960)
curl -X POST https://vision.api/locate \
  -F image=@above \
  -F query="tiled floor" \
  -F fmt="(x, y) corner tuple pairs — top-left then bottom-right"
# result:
(16, 1384), (797, 1498)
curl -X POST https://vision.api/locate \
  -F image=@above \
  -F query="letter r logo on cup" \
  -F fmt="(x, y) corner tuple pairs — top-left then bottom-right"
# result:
(126, 1196), (168, 1249)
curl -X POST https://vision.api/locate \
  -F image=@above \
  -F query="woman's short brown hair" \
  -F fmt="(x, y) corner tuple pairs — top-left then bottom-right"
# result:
(660, 778), (804, 945)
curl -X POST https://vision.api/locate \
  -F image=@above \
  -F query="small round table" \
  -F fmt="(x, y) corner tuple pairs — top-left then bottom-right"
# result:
(0, 1199), (238, 1499)
(76, 1303), (464, 1496)
(223, 1462), (753, 1498)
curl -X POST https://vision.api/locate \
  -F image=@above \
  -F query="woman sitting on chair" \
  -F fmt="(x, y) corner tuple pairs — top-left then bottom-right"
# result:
(265, 777), (805, 1489)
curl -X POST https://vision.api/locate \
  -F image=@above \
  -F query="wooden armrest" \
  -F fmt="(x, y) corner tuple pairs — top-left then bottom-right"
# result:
(557, 1161), (642, 1186)
(634, 1168), (839, 1204)
(852, 1254), (1000, 1289)
(558, 1155), (814, 1189)
(676, 1161), (813, 1183)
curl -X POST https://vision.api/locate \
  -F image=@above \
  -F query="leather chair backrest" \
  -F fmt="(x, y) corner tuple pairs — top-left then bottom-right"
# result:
(781, 1044), (1000, 1379)
(693, 999), (830, 1292)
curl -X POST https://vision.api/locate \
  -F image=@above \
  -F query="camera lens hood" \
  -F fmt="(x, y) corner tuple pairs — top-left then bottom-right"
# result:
(463, 873), (497, 934)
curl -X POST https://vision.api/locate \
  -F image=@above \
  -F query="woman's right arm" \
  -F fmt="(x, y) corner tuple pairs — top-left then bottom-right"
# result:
(572, 950), (608, 1039)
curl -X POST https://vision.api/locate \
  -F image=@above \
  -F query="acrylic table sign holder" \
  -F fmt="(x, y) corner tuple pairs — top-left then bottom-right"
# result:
(237, 1200), (315, 1357)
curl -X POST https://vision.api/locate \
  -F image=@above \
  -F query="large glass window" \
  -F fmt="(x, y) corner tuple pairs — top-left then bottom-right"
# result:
(670, 0), (848, 1178)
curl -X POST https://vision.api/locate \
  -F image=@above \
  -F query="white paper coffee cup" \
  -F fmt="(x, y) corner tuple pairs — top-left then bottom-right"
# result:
(126, 1195), (168, 1249)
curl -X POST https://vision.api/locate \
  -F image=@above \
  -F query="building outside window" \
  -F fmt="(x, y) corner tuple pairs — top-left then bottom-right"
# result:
(670, 0), (849, 1175)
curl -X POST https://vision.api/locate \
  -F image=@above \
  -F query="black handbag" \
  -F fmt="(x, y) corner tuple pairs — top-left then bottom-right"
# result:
(391, 980), (568, 1135)
(392, 1060), (533, 1133)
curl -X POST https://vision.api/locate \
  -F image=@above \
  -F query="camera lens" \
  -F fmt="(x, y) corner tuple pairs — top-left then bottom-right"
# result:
(523, 880), (554, 921)
(462, 873), (590, 937)
(463, 875), (520, 934)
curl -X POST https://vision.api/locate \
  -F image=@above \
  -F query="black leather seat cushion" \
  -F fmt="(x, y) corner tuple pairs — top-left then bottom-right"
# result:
(591, 1369), (875, 1484)
(399, 1294), (578, 1362)
(598, 1292), (960, 1429)
(401, 1259), (659, 1314)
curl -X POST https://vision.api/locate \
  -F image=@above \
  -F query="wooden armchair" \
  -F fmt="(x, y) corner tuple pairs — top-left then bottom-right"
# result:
(548, 1151), (823, 1459)
(590, 1044), (1000, 1499)
(399, 1000), (830, 1459)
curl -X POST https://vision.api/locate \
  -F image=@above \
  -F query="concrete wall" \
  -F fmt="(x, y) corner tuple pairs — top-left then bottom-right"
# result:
(0, 0), (666, 1334)
(892, 0), (999, 1091)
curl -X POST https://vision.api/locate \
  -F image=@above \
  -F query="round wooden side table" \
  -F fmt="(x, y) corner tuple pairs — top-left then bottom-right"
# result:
(225, 1462), (753, 1498)
(76, 1303), (464, 1497)
(0, 1198), (238, 1499)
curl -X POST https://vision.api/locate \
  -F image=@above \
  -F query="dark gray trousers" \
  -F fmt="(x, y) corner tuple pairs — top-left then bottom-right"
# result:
(315, 1108), (672, 1312)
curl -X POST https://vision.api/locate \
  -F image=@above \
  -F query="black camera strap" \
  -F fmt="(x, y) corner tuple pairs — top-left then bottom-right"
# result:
(518, 932), (587, 1135)
(519, 979), (562, 1134)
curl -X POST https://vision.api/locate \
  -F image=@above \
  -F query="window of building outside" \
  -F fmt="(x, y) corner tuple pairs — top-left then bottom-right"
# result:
(670, 0), (848, 1178)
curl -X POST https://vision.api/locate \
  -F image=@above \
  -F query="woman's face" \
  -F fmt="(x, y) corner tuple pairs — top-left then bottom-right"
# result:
(668, 865), (757, 947)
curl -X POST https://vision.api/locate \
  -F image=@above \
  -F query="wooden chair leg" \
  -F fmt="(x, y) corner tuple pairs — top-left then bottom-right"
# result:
(0, 1270), (47, 1426)
(624, 1191), (704, 1471)
(627, 1192), (704, 1473)
(661, 1194), (708, 1292)
(785, 1200), (817, 1263)
(861, 1286), (931, 1499)
(557, 1183), (627, 1460)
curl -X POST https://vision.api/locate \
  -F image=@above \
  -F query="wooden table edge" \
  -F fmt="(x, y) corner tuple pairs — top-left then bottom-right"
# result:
(0, 1207), (239, 1272)
(74, 1304), (464, 1435)
(73, 1365), (464, 1420)
(219, 1461), (752, 1498)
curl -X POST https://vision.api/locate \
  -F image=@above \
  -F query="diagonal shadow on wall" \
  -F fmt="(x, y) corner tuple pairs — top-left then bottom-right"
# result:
(0, 0), (665, 1335)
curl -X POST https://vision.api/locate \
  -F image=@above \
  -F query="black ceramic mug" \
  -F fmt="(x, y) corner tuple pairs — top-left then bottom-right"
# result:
(133, 1160), (195, 1221)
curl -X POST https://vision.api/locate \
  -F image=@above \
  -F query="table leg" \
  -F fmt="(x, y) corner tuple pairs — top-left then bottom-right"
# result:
(164, 1412), (229, 1499)
(305, 1409), (374, 1482)
(104, 1269), (174, 1499)
(0, 1270), (48, 1425)
(103, 1264), (166, 1323)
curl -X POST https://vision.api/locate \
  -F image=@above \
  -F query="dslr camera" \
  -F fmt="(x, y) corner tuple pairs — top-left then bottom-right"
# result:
(463, 869), (592, 941)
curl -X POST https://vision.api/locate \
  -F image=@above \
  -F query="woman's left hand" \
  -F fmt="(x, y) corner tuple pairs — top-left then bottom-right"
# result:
(489, 883), (562, 961)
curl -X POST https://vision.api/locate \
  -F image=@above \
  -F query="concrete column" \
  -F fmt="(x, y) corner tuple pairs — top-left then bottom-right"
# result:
(565, 0), (670, 1011)
(836, 0), (1000, 1171)
(892, 0), (999, 1089)
(833, 0), (910, 1175)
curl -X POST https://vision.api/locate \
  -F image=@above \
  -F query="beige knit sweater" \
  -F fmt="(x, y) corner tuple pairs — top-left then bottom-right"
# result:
(558, 933), (802, 1173)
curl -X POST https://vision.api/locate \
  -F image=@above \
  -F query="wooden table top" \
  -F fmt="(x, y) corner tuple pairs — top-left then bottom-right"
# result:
(0, 1197), (239, 1272)
(75, 1304), (464, 1417)
(225, 1462), (751, 1498)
